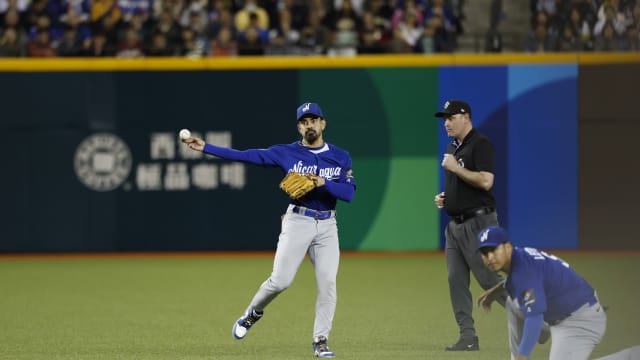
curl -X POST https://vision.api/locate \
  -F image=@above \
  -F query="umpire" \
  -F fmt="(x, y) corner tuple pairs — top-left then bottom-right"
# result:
(433, 100), (505, 351)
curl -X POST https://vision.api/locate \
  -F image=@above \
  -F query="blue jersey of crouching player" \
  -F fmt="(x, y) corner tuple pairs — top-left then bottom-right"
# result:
(506, 246), (597, 324)
(506, 246), (598, 356)
(202, 141), (355, 211)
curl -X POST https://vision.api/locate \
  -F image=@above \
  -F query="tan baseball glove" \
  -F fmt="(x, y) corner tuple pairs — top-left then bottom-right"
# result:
(279, 172), (317, 199)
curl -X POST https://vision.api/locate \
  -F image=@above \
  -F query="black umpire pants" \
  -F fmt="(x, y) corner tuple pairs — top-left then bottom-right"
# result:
(445, 211), (506, 339)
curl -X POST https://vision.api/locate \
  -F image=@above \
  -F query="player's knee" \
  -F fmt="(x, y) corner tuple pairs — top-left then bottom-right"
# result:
(269, 277), (293, 292)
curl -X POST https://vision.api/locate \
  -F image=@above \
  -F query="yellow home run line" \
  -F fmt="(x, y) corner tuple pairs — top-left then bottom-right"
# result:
(0, 53), (638, 72)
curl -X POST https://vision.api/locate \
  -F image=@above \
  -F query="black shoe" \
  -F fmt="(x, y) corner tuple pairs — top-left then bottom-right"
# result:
(445, 336), (479, 351)
(538, 326), (550, 344)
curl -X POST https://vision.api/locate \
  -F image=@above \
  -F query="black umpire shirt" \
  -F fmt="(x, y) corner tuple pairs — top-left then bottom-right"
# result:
(443, 128), (496, 216)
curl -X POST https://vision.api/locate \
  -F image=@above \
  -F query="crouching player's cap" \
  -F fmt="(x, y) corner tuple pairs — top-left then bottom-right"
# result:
(477, 226), (510, 251)
(297, 102), (324, 120)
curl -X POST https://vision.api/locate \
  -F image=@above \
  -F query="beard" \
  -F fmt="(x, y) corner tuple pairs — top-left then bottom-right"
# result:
(304, 130), (319, 144)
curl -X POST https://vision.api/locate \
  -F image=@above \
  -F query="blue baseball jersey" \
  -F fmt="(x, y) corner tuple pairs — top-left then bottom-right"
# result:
(506, 247), (596, 324)
(203, 141), (356, 211)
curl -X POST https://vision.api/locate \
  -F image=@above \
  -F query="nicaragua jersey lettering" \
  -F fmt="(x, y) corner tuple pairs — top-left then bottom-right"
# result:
(505, 247), (596, 324)
(203, 141), (356, 211)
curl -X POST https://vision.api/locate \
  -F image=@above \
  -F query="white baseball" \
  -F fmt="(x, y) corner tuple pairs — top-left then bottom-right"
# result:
(179, 129), (191, 140)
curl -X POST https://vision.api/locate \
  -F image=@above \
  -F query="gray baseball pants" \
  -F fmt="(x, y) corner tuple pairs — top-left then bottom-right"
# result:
(445, 211), (506, 339)
(507, 295), (607, 360)
(246, 205), (340, 339)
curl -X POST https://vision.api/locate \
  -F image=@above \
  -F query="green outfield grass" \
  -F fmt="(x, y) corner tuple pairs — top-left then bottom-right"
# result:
(1, 253), (639, 360)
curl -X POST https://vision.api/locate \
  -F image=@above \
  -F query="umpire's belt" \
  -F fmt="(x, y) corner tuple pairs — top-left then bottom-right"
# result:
(292, 205), (335, 220)
(451, 207), (495, 224)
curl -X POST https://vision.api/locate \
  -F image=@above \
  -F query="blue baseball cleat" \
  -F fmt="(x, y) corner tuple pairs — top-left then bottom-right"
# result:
(312, 336), (335, 358)
(232, 308), (263, 339)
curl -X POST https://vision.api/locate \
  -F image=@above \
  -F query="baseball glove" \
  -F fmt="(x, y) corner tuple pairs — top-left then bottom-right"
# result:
(279, 172), (317, 199)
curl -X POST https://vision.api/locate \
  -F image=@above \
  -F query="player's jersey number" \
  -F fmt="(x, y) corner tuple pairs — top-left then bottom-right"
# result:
(523, 247), (570, 268)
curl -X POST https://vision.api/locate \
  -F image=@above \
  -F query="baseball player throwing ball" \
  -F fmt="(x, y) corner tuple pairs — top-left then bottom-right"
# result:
(182, 102), (356, 358)
(476, 226), (606, 360)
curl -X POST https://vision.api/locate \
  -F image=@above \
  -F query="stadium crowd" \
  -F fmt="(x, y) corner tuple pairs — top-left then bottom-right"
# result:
(527, 0), (640, 52)
(0, 0), (637, 57)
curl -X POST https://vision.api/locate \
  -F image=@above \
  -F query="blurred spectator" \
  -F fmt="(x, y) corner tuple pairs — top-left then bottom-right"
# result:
(386, 26), (413, 52)
(266, 29), (295, 54)
(297, 10), (329, 54)
(56, 24), (87, 55)
(308, 0), (328, 21)
(359, 10), (390, 49)
(426, 14), (455, 52)
(555, 23), (581, 51)
(424, 0), (458, 34)
(162, 0), (185, 21)
(526, 19), (555, 52)
(130, 9), (153, 47)
(186, 9), (210, 54)
(269, 8), (299, 45)
(365, 0), (392, 32)
(83, 29), (116, 55)
(26, 0), (64, 35)
(151, 9), (183, 53)
(324, 0), (361, 32)
(0, 0), (29, 14)
(391, 0), (423, 30)
(357, 28), (385, 53)
(1, 0), (29, 30)
(146, 30), (174, 55)
(179, 0), (207, 28)
(28, 14), (64, 44)
(594, 21), (625, 50)
(3, 8), (25, 34)
(118, 0), (150, 17)
(237, 25), (265, 55)
(536, 0), (558, 18)
(209, 25), (237, 55)
(526, 10), (558, 52)
(116, 25), (144, 56)
(206, 7), (236, 39)
(179, 28), (205, 57)
(416, 20), (435, 53)
(335, 0), (365, 16)
(276, 0), (308, 31)
(90, 0), (121, 26)
(396, 8), (422, 49)
(0, 26), (26, 55)
(625, 25), (639, 50)
(60, 0), (90, 26)
(327, 16), (358, 56)
(564, 6), (594, 50)
(594, 1), (627, 37)
(557, 0), (597, 28)
(206, 0), (231, 24)
(243, 11), (269, 42)
(234, 0), (269, 32)
(626, 2), (640, 50)
(27, 27), (56, 56)
(94, 9), (121, 48)
(58, 0), (92, 44)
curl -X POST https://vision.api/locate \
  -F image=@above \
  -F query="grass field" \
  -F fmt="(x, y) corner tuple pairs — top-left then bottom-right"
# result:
(1, 252), (639, 360)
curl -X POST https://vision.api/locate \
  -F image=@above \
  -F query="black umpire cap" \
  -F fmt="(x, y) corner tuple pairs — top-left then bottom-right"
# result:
(434, 100), (472, 117)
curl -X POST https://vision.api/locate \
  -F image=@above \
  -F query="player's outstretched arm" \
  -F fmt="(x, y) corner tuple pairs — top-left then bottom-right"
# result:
(182, 136), (205, 152)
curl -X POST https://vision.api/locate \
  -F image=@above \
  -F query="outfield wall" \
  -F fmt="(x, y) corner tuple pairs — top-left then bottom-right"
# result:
(0, 54), (638, 252)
